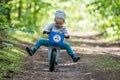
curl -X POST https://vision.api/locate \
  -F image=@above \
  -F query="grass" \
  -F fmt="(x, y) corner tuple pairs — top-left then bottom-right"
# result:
(95, 54), (120, 69)
(0, 47), (26, 79)
(12, 31), (36, 43)
(0, 31), (29, 79)
(0, 30), (48, 79)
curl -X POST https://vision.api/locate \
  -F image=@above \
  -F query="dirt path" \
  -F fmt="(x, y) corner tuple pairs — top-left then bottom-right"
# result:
(13, 31), (120, 80)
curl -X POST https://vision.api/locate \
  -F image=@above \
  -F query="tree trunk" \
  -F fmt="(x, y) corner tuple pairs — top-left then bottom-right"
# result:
(1, 0), (11, 25)
(7, 8), (11, 25)
(33, 1), (41, 25)
(26, 0), (32, 24)
(18, 0), (22, 20)
(33, 2), (37, 24)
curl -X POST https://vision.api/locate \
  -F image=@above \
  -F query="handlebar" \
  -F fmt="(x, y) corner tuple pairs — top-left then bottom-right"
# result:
(64, 35), (70, 39)
(43, 31), (70, 39)
(43, 31), (50, 34)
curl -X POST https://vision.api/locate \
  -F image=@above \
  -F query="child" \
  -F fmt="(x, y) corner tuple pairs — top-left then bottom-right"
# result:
(26, 10), (80, 63)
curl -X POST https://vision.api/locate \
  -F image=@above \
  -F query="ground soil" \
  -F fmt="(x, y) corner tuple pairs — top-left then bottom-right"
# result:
(13, 31), (120, 80)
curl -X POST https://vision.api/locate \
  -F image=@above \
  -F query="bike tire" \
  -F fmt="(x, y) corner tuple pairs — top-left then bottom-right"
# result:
(49, 49), (56, 72)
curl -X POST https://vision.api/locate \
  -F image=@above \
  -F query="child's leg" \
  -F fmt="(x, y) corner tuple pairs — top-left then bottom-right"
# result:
(61, 42), (74, 55)
(61, 42), (80, 62)
(34, 38), (49, 49)
(26, 38), (49, 56)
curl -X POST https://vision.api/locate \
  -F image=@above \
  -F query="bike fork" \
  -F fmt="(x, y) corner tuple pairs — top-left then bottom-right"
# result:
(48, 46), (60, 63)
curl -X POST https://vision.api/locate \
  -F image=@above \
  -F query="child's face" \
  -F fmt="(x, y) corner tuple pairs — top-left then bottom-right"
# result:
(55, 18), (64, 28)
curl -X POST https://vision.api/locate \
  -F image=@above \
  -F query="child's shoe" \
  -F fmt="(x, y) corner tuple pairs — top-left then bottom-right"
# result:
(71, 54), (80, 62)
(55, 62), (58, 65)
(26, 47), (36, 56)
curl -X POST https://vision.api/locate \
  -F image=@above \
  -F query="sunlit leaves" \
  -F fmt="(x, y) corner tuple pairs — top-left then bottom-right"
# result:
(87, 0), (120, 40)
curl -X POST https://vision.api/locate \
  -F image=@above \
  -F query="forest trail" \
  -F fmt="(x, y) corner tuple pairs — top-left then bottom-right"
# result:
(13, 31), (120, 80)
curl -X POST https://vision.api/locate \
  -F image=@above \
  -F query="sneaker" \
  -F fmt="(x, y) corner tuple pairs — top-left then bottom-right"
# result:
(73, 56), (80, 62)
(55, 62), (58, 65)
(26, 47), (36, 56)
(71, 54), (80, 62)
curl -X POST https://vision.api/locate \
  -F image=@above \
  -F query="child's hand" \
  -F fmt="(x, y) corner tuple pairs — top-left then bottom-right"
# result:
(64, 34), (70, 39)
(42, 31), (50, 38)
(43, 31), (50, 34)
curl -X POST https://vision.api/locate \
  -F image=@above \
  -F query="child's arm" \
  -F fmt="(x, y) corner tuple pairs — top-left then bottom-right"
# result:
(63, 27), (70, 39)
(43, 23), (53, 34)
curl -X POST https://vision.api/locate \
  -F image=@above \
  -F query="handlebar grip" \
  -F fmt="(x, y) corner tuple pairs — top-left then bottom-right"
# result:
(43, 31), (50, 34)
(65, 35), (70, 39)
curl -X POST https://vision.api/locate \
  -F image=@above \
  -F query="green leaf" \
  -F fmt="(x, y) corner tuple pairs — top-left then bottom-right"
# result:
(23, 29), (34, 34)
(2, 42), (14, 47)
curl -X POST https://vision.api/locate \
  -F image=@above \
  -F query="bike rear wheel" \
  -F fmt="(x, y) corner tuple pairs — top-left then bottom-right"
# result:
(49, 49), (56, 72)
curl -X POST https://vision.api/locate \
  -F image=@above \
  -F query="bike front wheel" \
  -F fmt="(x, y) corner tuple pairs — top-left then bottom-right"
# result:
(49, 49), (56, 72)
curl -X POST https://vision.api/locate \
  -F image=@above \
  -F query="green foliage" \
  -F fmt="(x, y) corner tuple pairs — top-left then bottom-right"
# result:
(1, 0), (120, 40)
(2, 42), (13, 47)
(0, 0), (120, 79)
(87, 0), (120, 40)
(23, 29), (34, 34)
(0, 47), (25, 79)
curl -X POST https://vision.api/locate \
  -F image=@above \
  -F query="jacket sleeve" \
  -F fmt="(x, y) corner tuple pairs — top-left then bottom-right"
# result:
(44, 23), (53, 32)
(63, 27), (70, 39)
(63, 27), (69, 35)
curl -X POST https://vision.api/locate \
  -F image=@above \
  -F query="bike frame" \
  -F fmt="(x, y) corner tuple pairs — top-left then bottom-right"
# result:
(47, 31), (64, 64)
(47, 31), (64, 71)
(48, 45), (60, 63)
